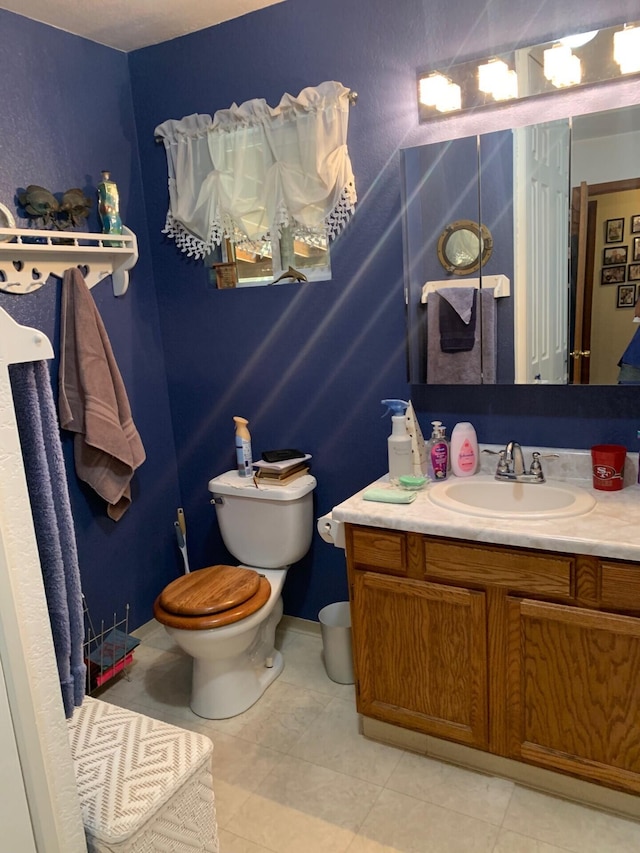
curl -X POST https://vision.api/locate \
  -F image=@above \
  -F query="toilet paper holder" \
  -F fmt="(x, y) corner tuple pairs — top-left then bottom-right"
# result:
(317, 513), (346, 549)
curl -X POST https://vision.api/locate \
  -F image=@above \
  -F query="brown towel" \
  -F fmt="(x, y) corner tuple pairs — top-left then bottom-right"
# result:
(58, 268), (145, 521)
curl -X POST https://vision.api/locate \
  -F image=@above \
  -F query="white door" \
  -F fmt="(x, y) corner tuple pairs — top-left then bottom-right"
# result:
(514, 120), (570, 383)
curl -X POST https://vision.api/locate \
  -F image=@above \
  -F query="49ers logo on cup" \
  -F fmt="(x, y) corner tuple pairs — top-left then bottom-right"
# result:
(594, 464), (616, 481)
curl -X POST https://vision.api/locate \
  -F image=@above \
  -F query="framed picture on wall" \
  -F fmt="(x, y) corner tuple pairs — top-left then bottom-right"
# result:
(617, 283), (636, 308)
(605, 218), (624, 242)
(632, 214), (640, 234)
(601, 265), (626, 284)
(629, 264), (640, 282)
(603, 245), (628, 266)
(634, 236), (640, 262)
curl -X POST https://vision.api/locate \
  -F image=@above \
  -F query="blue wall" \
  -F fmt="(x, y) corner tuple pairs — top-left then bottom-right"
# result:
(129, 0), (640, 621)
(0, 11), (181, 630)
(2, 0), (640, 629)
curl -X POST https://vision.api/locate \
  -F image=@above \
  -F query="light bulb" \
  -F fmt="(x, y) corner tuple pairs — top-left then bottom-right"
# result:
(614, 25), (640, 74)
(544, 44), (582, 87)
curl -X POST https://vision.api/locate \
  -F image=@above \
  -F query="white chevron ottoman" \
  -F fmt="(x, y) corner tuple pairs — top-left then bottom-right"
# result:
(68, 697), (219, 853)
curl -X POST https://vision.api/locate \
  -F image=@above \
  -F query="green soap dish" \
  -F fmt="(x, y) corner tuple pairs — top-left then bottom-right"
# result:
(398, 475), (428, 491)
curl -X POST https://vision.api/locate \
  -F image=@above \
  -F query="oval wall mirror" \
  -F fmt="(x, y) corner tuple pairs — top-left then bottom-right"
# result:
(436, 219), (493, 275)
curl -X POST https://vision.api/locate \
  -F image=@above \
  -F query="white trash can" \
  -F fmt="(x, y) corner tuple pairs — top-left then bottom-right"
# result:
(318, 601), (354, 684)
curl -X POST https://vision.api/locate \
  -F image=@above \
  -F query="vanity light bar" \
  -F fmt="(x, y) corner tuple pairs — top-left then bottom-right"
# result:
(417, 20), (640, 121)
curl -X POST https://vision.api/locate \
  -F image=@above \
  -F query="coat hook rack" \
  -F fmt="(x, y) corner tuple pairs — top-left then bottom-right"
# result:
(0, 225), (138, 296)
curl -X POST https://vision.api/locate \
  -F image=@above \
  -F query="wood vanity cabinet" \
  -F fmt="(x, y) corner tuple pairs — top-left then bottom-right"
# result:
(345, 524), (640, 795)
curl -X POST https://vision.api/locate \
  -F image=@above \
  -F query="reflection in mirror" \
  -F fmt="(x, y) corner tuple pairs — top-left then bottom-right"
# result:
(437, 220), (493, 274)
(402, 103), (640, 386)
(570, 107), (640, 385)
(402, 135), (480, 385)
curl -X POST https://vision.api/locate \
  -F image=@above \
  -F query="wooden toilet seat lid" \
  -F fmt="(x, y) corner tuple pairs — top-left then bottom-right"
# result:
(159, 564), (262, 616)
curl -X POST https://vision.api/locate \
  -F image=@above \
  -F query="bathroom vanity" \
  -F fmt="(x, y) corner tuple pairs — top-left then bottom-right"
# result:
(331, 448), (640, 815)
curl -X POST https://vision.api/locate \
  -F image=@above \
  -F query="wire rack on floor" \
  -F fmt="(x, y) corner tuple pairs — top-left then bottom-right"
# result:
(83, 596), (140, 694)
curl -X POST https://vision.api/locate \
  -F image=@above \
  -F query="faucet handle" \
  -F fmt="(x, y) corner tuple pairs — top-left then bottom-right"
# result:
(528, 450), (556, 482)
(496, 450), (508, 475)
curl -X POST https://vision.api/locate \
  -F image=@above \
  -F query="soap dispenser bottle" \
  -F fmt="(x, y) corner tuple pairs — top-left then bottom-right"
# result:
(381, 399), (412, 483)
(234, 416), (253, 477)
(450, 421), (479, 477)
(426, 421), (449, 480)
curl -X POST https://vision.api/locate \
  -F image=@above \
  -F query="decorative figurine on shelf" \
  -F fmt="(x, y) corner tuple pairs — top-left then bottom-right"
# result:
(60, 188), (92, 229)
(97, 170), (123, 245)
(18, 184), (92, 230)
(18, 184), (60, 228)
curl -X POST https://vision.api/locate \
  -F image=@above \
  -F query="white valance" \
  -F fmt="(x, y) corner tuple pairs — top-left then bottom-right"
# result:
(154, 81), (357, 259)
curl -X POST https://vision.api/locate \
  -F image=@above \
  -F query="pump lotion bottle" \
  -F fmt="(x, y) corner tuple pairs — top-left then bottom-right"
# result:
(450, 421), (478, 478)
(381, 400), (412, 483)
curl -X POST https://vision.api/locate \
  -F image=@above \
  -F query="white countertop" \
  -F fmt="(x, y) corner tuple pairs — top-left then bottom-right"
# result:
(331, 445), (640, 562)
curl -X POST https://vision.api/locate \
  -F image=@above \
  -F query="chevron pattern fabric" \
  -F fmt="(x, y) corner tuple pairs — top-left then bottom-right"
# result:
(68, 697), (218, 852)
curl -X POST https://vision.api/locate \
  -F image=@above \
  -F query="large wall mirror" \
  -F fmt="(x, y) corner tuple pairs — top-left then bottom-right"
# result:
(402, 103), (640, 385)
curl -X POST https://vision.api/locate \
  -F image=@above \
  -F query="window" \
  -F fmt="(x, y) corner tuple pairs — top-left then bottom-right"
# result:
(156, 82), (356, 286)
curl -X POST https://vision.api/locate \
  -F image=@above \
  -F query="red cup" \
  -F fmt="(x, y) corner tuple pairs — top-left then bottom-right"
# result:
(591, 444), (626, 491)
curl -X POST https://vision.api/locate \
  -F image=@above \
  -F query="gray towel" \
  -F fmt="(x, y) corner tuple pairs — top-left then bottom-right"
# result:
(438, 288), (477, 352)
(10, 359), (86, 718)
(59, 268), (145, 521)
(427, 289), (497, 384)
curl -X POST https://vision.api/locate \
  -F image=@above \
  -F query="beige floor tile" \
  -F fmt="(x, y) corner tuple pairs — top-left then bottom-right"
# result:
(503, 785), (640, 852)
(291, 696), (404, 785)
(385, 750), (514, 825)
(203, 730), (286, 827)
(492, 829), (574, 852)
(217, 828), (275, 852)
(203, 677), (332, 751)
(352, 787), (499, 853)
(227, 793), (356, 853)
(277, 627), (355, 699)
(211, 779), (253, 830)
(253, 753), (382, 829)
(132, 620), (182, 653)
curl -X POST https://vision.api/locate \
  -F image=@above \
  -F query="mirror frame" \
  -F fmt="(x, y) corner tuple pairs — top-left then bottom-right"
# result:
(436, 219), (493, 275)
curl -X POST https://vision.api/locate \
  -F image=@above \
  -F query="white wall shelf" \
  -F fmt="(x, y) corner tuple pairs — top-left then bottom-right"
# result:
(421, 274), (510, 303)
(0, 226), (138, 296)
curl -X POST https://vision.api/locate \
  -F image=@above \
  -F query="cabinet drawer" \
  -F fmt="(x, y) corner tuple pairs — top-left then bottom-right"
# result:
(424, 538), (574, 598)
(349, 527), (408, 576)
(601, 561), (640, 612)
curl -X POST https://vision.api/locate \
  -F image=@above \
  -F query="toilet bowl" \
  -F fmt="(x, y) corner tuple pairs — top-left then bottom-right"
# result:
(154, 470), (316, 719)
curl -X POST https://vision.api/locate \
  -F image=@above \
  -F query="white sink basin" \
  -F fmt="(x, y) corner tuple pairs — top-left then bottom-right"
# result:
(428, 474), (596, 519)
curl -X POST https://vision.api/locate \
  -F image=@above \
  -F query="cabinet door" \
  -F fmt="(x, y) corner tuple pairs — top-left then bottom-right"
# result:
(506, 598), (640, 793)
(352, 571), (488, 748)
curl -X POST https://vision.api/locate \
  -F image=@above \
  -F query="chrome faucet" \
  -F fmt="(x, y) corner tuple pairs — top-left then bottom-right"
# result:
(505, 440), (526, 477)
(490, 442), (557, 483)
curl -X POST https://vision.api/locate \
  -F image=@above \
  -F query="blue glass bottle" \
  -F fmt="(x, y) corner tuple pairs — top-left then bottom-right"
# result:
(97, 170), (123, 246)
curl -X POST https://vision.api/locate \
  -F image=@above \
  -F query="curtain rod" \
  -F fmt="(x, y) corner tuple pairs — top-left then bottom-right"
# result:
(348, 90), (358, 105)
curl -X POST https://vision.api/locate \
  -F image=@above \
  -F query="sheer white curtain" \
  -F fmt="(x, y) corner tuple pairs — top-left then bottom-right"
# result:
(155, 81), (357, 259)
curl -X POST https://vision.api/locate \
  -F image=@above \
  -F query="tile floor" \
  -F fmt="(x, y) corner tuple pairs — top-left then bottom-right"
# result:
(95, 619), (640, 853)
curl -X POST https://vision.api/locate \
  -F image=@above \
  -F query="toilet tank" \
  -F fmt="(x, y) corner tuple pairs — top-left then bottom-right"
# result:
(208, 471), (316, 568)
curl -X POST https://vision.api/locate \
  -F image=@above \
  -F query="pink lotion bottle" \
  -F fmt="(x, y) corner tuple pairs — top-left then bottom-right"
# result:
(450, 422), (479, 478)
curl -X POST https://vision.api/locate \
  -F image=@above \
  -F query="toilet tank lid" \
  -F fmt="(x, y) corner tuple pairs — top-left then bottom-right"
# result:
(208, 470), (317, 500)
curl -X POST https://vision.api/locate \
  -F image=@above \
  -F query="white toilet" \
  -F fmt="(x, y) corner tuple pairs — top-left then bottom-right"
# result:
(154, 470), (316, 719)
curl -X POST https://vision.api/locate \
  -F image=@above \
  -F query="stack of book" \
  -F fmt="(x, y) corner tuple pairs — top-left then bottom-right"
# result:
(253, 454), (311, 486)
